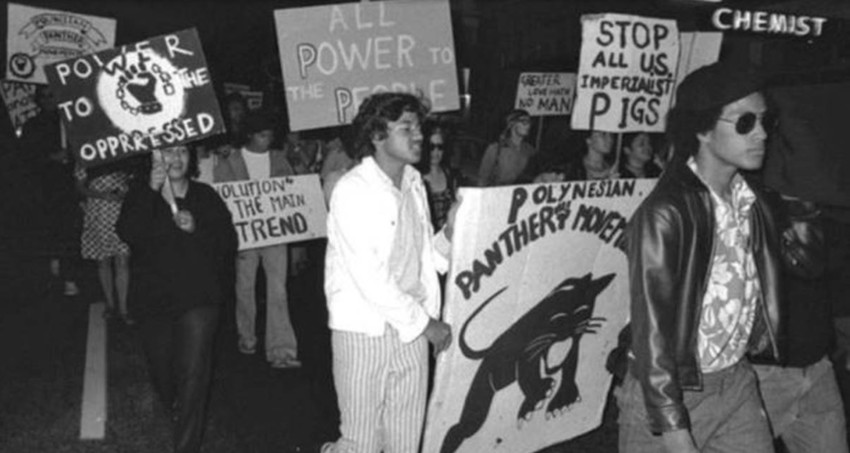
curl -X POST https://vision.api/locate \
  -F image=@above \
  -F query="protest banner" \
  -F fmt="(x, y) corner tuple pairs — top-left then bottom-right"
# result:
(514, 72), (576, 116)
(572, 14), (679, 133)
(43, 28), (226, 168)
(1, 80), (40, 135)
(274, 0), (460, 131)
(213, 174), (328, 250)
(424, 179), (656, 453)
(6, 3), (116, 84)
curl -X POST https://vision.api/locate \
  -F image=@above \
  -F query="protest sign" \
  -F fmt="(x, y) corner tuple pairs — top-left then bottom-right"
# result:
(213, 174), (328, 250)
(222, 82), (264, 110)
(572, 14), (679, 132)
(274, 0), (460, 131)
(1, 80), (40, 135)
(514, 73), (576, 116)
(6, 3), (116, 84)
(43, 28), (225, 168)
(424, 179), (656, 453)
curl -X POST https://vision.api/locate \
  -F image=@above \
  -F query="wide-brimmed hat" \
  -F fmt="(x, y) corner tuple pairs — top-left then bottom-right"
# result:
(675, 62), (764, 111)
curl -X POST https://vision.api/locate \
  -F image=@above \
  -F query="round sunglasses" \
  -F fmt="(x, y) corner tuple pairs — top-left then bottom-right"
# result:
(717, 112), (778, 135)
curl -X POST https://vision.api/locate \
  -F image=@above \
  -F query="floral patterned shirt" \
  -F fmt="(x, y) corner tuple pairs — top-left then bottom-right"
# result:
(687, 158), (760, 373)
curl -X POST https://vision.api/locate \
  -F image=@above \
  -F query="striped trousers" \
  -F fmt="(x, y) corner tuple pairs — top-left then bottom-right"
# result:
(324, 329), (428, 453)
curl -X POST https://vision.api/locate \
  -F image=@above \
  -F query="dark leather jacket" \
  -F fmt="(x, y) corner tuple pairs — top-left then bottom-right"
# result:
(626, 159), (783, 434)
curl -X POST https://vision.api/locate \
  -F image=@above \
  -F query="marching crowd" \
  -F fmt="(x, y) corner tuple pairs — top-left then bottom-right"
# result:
(7, 60), (850, 453)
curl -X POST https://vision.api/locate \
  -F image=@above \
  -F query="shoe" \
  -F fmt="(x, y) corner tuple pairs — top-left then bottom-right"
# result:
(270, 357), (302, 369)
(49, 259), (60, 277)
(238, 341), (256, 355)
(120, 313), (136, 326)
(102, 307), (115, 320)
(63, 281), (80, 297)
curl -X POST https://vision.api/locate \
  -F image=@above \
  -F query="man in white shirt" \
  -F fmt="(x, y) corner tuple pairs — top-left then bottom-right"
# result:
(322, 93), (454, 453)
(214, 113), (300, 369)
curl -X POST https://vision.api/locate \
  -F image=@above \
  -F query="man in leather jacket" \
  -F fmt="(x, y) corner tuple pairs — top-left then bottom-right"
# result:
(617, 62), (783, 453)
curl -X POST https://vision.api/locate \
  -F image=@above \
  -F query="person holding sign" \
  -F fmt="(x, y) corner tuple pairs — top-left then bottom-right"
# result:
(618, 132), (663, 178)
(476, 109), (537, 186)
(322, 92), (454, 453)
(117, 145), (237, 453)
(213, 113), (301, 369)
(618, 62), (783, 453)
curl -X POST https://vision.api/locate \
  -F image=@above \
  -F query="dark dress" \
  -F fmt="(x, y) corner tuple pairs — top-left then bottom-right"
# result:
(423, 166), (464, 231)
(117, 180), (236, 319)
(117, 180), (236, 453)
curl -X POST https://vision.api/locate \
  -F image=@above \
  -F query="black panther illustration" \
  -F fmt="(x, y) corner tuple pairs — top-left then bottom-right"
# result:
(440, 272), (615, 453)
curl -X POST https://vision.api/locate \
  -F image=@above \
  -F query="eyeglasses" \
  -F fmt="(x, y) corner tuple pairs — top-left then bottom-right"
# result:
(392, 122), (422, 135)
(717, 112), (778, 135)
(431, 144), (444, 150)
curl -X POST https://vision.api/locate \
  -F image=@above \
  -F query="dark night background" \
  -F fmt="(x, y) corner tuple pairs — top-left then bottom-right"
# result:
(1, 1), (850, 452)
(2, 0), (850, 149)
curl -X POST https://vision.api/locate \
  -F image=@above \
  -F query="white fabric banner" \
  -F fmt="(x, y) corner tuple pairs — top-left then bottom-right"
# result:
(212, 174), (328, 250)
(424, 179), (656, 453)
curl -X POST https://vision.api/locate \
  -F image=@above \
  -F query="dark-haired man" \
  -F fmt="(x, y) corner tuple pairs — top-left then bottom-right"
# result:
(214, 113), (301, 369)
(617, 62), (784, 453)
(322, 92), (453, 453)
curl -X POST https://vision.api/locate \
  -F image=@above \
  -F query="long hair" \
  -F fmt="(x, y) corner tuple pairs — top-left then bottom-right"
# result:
(498, 109), (530, 144)
(415, 118), (449, 175)
(350, 92), (429, 160)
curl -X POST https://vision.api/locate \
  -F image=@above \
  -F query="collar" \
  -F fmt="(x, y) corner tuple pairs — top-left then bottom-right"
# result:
(686, 157), (755, 208)
(361, 156), (419, 193)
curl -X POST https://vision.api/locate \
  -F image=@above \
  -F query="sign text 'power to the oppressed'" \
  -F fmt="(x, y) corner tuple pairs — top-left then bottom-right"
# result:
(50, 34), (214, 162)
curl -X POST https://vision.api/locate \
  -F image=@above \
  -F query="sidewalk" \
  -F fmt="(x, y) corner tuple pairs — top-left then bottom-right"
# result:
(0, 247), (617, 453)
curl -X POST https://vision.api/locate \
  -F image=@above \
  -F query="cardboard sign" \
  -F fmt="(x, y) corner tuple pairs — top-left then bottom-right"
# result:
(43, 28), (225, 168)
(213, 174), (328, 250)
(1, 80), (40, 135)
(222, 82), (264, 111)
(6, 3), (116, 84)
(274, 0), (460, 131)
(424, 179), (656, 453)
(572, 14), (679, 133)
(514, 73), (576, 116)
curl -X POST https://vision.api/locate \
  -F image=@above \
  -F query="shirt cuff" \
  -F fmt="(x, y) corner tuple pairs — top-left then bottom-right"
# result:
(396, 307), (430, 343)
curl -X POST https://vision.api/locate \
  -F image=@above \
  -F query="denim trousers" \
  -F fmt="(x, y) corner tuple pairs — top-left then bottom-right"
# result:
(754, 357), (848, 453)
(235, 244), (298, 362)
(617, 360), (774, 453)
